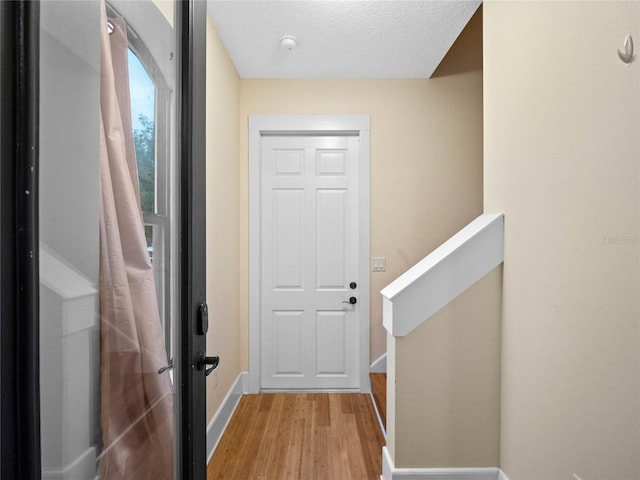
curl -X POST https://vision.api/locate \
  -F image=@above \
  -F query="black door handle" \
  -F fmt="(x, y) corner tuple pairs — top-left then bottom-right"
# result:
(196, 352), (219, 376)
(342, 296), (357, 305)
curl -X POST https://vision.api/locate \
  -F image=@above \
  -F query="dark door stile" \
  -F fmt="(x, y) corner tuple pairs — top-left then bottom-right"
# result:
(178, 1), (209, 479)
(0, 2), (41, 479)
(0, 1), (209, 478)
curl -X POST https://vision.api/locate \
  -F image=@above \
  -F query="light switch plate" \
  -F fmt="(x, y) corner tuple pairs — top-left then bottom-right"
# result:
(372, 257), (386, 272)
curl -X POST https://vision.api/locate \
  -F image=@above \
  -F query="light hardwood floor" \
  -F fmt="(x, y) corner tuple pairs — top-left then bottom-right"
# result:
(206, 393), (385, 480)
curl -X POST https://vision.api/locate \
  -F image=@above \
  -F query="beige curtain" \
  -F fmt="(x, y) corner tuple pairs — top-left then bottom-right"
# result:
(98, 3), (173, 478)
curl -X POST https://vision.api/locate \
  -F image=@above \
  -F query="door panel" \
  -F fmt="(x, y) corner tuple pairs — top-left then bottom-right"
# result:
(273, 311), (304, 376)
(273, 189), (304, 289)
(25, 1), (209, 479)
(316, 311), (348, 376)
(261, 135), (360, 390)
(317, 189), (348, 288)
(38, 2), (107, 477)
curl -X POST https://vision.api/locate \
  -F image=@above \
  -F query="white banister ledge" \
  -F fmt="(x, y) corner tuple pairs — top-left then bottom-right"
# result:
(381, 213), (504, 337)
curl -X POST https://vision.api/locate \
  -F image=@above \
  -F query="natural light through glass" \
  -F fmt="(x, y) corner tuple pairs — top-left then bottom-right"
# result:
(127, 49), (156, 215)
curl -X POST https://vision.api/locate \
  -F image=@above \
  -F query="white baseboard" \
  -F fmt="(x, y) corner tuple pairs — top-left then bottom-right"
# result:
(381, 447), (507, 480)
(206, 371), (247, 463)
(370, 352), (387, 373)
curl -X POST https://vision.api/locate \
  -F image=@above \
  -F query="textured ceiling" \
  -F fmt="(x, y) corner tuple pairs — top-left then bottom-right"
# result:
(207, 0), (481, 79)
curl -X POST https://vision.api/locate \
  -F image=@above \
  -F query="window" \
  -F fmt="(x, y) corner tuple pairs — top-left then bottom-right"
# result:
(126, 22), (173, 362)
(128, 50), (156, 214)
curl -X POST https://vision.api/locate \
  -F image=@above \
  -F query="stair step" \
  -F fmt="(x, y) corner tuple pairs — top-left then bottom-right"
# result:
(370, 372), (386, 431)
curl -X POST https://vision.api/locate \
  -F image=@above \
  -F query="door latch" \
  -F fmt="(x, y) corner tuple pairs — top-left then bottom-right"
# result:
(196, 351), (219, 376)
(198, 302), (208, 335)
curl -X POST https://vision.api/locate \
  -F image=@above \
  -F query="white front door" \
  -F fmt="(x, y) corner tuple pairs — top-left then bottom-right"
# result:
(260, 134), (361, 389)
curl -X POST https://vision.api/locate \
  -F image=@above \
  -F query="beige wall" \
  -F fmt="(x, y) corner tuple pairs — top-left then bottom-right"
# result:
(204, 4), (484, 443)
(238, 69), (483, 370)
(484, 2), (640, 479)
(391, 266), (502, 467)
(205, 16), (241, 422)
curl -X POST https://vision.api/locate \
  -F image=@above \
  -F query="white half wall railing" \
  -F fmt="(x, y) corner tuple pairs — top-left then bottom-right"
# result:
(40, 244), (100, 480)
(381, 213), (504, 337)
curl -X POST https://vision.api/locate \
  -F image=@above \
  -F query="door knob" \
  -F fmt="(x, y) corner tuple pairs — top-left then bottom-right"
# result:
(342, 296), (357, 305)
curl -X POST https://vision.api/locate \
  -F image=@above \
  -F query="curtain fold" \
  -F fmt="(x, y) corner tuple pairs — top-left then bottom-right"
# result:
(98, 3), (173, 478)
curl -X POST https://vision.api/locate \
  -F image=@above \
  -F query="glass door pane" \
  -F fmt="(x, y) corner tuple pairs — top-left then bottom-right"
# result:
(38, 1), (179, 478)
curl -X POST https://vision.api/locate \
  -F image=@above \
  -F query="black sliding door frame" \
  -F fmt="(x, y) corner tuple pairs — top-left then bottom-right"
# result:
(0, 1), (41, 479)
(0, 1), (208, 478)
(178, 1), (208, 479)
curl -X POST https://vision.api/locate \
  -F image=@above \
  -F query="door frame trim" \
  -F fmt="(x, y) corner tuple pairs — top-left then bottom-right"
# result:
(248, 115), (371, 394)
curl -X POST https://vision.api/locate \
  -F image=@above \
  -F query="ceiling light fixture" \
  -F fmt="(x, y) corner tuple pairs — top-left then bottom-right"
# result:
(280, 34), (297, 50)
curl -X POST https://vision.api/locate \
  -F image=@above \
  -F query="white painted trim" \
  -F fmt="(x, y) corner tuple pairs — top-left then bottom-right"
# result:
(206, 372), (247, 463)
(370, 392), (387, 438)
(358, 126), (371, 394)
(370, 352), (387, 373)
(381, 214), (504, 337)
(497, 471), (511, 480)
(248, 117), (261, 394)
(382, 447), (503, 480)
(250, 114), (370, 134)
(248, 115), (371, 394)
